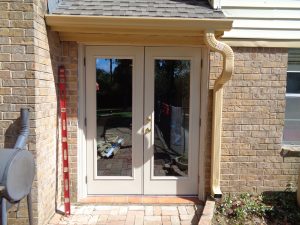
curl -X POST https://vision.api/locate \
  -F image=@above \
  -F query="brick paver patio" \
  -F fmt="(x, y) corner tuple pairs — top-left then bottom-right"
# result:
(49, 204), (203, 225)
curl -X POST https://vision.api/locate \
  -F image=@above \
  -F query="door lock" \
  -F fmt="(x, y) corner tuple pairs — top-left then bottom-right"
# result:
(145, 116), (151, 124)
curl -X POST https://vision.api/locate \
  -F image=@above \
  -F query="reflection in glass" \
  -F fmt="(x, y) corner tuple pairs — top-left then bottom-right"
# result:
(96, 58), (132, 176)
(154, 60), (190, 176)
(283, 72), (300, 145)
(283, 97), (300, 145)
(286, 72), (300, 93)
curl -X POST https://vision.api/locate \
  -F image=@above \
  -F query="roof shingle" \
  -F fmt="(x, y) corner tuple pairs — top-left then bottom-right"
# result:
(50, 0), (224, 18)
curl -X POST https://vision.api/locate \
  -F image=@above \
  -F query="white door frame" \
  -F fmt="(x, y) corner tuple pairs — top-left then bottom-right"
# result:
(78, 44), (87, 200)
(77, 45), (209, 200)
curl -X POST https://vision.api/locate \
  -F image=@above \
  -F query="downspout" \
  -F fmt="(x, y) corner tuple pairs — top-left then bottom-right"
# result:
(204, 31), (234, 198)
(14, 108), (30, 150)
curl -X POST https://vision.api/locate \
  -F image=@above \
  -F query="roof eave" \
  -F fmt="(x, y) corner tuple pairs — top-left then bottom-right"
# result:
(46, 14), (232, 32)
(45, 14), (233, 45)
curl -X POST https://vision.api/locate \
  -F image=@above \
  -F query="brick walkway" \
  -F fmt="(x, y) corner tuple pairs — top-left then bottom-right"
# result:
(48, 204), (203, 225)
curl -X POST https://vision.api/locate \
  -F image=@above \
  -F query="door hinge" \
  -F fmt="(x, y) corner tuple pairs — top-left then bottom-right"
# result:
(84, 57), (86, 67)
(199, 118), (201, 127)
(201, 59), (203, 68)
(85, 176), (87, 184)
(84, 117), (87, 126)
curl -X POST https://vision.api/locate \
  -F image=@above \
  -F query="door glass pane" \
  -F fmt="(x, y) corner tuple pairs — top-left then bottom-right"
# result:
(154, 60), (190, 177)
(96, 58), (132, 176)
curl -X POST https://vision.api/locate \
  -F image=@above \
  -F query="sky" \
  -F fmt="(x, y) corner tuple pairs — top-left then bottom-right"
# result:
(96, 58), (117, 73)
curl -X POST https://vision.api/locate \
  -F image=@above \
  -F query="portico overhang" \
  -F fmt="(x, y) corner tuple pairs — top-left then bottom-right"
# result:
(45, 15), (232, 46)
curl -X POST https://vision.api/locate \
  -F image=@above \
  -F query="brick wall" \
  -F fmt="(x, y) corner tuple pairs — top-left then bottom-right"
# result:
(0, 1), (35, 146)
(0, 1), (62, 224)
(208, 47), (300, 195)
(34, 1), (60, 224)
(60, 41), (78, 202)
(0, 1), (37, 224)
(47, 29), (63, 213)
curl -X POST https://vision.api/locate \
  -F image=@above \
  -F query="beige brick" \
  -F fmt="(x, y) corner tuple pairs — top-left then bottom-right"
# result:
(170, 216), (180, 225)
(9, 28), (25, 36)
(9, 11), (24, 20)
(2, 79), (26, 87)
(11, 37), (34, 45)
(0, 53), (10, 61)
(144, 216), (162, 222)
(207, 48), (300, 196)
(153, 206), (162, 216)
(145, 206), (153, 216)
(161, 210), (178, 216)
(0, 87), (11, 95)
(9, 3), (33, 11)
(2, 62), (25, 71)
(0, 37), (9, 44)
(161, 216), (170, 222)
(0, 28), (9, 36)
(0, 3), (8, 10)
(11, 53), (34, 61)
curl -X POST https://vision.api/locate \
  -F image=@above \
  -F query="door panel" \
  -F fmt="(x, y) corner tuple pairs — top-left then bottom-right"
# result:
(144, 47), (201, 195)
(86, 46), (144, 194)
(86, 46), (201, 195)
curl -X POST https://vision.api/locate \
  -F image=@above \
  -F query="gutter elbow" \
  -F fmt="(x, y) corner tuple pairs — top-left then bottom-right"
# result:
(204, 31), (234, 89)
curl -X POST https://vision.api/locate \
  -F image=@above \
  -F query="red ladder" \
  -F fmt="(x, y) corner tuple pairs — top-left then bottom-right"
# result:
(59, 66), (71, 216)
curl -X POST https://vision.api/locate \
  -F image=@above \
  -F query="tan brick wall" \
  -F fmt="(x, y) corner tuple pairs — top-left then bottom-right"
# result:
(0, 1), (37, 224)
(0, 1), (62, 225)
(60, 41), (78, 202)
(33, 1), (60, 224)
(0, 1), (35, 147)
(207, 47), (300, 195)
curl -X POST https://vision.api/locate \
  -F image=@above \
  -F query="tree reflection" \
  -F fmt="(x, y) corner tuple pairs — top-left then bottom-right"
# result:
(96, 59), (132, 111)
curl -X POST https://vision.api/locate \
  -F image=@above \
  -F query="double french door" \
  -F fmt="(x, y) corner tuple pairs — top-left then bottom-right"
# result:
(86, 46), (201, 195)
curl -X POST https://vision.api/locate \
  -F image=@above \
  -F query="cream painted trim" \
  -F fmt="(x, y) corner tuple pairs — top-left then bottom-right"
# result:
(221, 0), (300, 9)
(52, 26), (209, 37)
(45, 15), (233, 32)
(45, 15), (231, 45)
(77, 44), (87, 200)
(198, 47), (209, 201)
(204, 31), (234, 198)
(223, 39), (300, 48)
(59, 33), (206, 46)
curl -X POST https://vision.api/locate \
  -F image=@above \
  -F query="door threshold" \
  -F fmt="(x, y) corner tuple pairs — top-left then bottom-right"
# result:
(78, 195), (204, 205)
(79, 196), (203, 205)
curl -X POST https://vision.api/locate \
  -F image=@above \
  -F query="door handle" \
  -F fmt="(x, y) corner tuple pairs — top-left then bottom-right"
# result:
(145, 128), (151, 134)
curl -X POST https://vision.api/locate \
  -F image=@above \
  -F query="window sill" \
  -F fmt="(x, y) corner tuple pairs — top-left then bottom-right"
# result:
(281, 145), (300, 157)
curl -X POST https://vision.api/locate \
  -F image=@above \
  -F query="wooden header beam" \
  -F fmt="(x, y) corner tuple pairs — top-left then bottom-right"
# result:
(45, 15), (232, 45)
